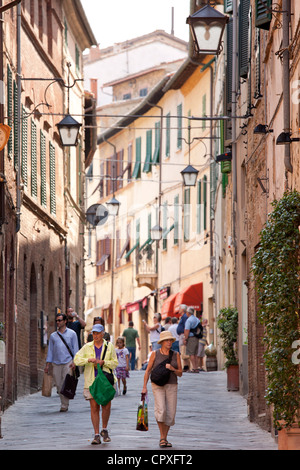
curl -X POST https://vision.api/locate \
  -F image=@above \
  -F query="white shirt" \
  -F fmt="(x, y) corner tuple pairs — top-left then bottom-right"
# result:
(168, 324), (180, 341)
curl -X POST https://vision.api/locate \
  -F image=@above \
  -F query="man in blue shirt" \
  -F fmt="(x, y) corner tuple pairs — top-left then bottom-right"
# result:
(184, 307), (200, 373)
(45, 313), (79, 411)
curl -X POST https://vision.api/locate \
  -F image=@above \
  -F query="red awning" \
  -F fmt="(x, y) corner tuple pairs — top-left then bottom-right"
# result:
(161, 293), (178, 320)
(174, 282), (203, 312)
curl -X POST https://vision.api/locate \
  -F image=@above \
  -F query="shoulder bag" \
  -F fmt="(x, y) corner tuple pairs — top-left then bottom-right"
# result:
(100, 343), (115, 385)
(150, 350), (174, 386)
(89, 364), (116, 406)
(57, 331), (80, 378)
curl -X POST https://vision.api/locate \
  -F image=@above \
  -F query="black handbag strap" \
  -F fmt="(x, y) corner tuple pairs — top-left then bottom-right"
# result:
(57, 331), (74, 358)
(101, 342), (112, 374)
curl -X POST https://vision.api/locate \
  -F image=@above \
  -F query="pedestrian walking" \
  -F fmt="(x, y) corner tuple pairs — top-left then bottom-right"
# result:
(66, 306), (86, 348)
(73, 324), (118, 445)
(197, 319), (208, 371)
(168, 318), (180, 352)
(176, 304), (189, 371)
(142, 330), (182, 448)
(184, 307), (201, 373)
(122, 321), (141, 370)
(115, 337), (130, 395)
(44, 313), (79, 412)
(143, 313), (163, 351)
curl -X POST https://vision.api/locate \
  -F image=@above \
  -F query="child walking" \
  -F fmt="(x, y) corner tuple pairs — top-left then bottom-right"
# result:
(115, 337), (130, 395)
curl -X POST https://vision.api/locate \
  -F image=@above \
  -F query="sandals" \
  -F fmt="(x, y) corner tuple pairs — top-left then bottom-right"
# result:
(159, 439), (172, 448)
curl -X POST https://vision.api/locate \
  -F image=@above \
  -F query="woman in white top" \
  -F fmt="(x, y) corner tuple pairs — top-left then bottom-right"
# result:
(143, 314), (163, 350)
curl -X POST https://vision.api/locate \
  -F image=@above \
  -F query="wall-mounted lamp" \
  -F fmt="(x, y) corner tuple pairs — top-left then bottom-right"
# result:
(186, 4), (229, 56)
(57, 114), (81, 147)
(254, 124), (273, 135)
(276, 132), (300, 145)
(151, 224), (163, 241)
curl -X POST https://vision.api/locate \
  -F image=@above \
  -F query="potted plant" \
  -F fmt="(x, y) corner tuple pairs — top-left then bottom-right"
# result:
(217, 306), (239, 391)
(252, 190), (300, 449)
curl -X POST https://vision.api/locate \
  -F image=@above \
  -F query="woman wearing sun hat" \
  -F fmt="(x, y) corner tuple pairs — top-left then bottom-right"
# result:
(142, 330), (182, 448)
(74, 323), (118, 445)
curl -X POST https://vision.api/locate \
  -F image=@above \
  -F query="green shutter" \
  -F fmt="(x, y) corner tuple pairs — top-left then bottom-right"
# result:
(224, 0), (233, 13)
(255, 0), (272, 30)
(7, 65), (13, 160)
(162, 201), (168, 250)
(165, 112), (170, 157)
(31, 120), (37, 198)
(132, 137), (141, 179)
(197, 180), (202, 234)
(184, 188), (190, 242)
(177, 104), (182, 149)
(143, 129), (152, 173)
(21, 106), (28, 187)
(239, 0), (250, 78)
(226, 19), (233, 110)
(174, 195), (179, 245)
(152, 121), (160, 164)
(40, 130), (47, 207)
(49, 142), (56, 214)
(203, 175), (207, 231)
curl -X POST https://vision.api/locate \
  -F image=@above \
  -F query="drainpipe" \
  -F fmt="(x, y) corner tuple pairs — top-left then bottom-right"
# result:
(232, 0), (238, 307)
(282, 0), (293, 174)
(16, 2), (21, 232)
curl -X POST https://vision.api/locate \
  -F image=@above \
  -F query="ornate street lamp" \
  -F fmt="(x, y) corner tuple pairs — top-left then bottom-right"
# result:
(186, 4), (229, 56)
(106, 195), (121, 217)
(180, 164), (199, 187)
(57, 114), (81, 147)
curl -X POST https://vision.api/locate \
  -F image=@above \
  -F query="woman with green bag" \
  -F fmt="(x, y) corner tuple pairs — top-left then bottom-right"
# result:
(74, 324), (118, 445)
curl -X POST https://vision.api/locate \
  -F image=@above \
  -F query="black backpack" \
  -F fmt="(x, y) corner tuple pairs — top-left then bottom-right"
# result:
(191, 320), (203, 339)
(150, 350), (174, 386)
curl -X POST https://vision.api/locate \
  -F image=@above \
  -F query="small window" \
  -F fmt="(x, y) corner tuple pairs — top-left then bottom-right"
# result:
(123, 93), (131, 100)
(139, 88), (147, 97)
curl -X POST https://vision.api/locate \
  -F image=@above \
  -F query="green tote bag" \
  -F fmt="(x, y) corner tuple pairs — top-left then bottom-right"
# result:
(89, 364), (116, 406)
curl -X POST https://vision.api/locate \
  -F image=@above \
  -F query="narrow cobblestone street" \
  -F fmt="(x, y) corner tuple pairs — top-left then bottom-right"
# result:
(0, 370), (277, 452)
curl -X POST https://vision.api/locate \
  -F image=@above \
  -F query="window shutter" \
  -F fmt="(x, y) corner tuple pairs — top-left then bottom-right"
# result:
(165, 112), (170, 157)
(13, 80), (18, 169)
(162, 201), (168, 250)
(174, 194), (179, 245)
(40, 130), (47, 207)
(7, 65), (13, 160)
(152, 121), (160, 164)
(132, 137), (141, 179)
(21, 106), (28, 187)
(226, 19), (233, 111)
(177, 104), (182, 149)
(31, 119), (37, 198)
(224, 0), (233, 13)
(184, 188), (190, 242)
(49, 142), (56, 214)
(255, 0), (272, 30)
(197, 180), (202, 234)
(203, 175), (207, 231)
(254, 28), (262, 99)
(239, 0), (250, 78)
(143, 129), (152, 173)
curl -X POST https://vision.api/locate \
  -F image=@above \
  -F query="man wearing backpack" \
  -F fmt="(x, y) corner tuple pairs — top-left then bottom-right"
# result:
(183, 307), (202, 373)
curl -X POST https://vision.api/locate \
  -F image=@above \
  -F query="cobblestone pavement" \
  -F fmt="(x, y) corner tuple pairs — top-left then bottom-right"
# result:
(0, 370), (277, 451)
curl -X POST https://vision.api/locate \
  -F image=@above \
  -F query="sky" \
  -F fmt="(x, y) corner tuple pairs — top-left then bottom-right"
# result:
(81, 0), (191, 48)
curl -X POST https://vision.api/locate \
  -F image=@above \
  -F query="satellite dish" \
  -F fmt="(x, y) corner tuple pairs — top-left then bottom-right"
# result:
(86, 204), (108, 227)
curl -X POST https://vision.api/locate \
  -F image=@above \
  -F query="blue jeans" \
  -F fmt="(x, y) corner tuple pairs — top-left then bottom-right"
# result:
(127, 347), (136, 370)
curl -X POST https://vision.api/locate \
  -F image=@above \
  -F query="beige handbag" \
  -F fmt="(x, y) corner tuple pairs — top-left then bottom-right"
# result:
(42, 372), (53, 397)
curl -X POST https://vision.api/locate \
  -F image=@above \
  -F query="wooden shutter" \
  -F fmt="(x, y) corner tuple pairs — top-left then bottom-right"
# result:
(224, 0), (233, 13)
(40, 130), (47, 207)
(49, 142), (56, 214)
(7, 65), (13, 160)
(203, 175), (207, 231)
(143, 129), (152, 173)
(165, 112), (170, 157)
(132, 137), (141, 179)
(31, 119), (37, 198)
(184, 188), (190, 242)
(239, 0), (250, 78)
(21, 106), (28, 187)
(255, 0), (272, 30)
(177, 104), (182, 149)
(13, 80), (18, 168)
(174, 194), (179, 245)
(152, 121), (160, 164)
